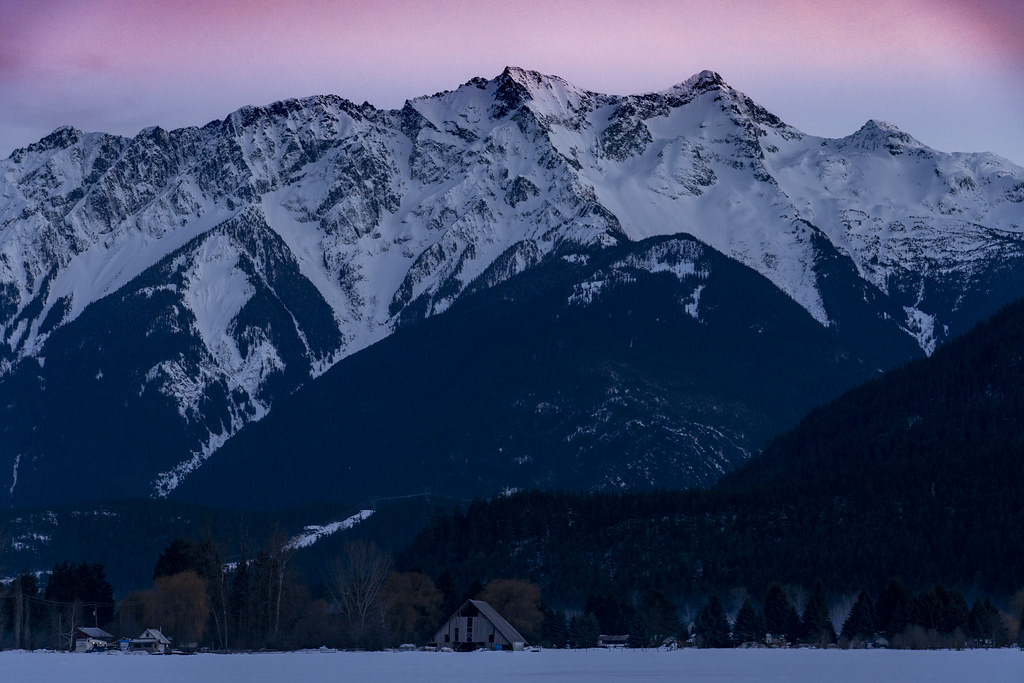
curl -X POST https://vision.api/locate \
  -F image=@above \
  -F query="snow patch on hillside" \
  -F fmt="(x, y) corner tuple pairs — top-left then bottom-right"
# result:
(285, 510), (375, 550)
(9, 453), (19, 495)
(685, 284), (704, 320)
(152, 427), (237, 498)
(903, 306), (937, 356)
(568, 279), (610, 307)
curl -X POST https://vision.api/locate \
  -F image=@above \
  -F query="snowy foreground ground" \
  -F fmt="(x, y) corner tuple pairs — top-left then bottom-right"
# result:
(1, 647), (1021, 683)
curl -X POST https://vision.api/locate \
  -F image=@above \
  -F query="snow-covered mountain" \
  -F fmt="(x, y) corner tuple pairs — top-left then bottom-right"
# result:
(2, 67), (1022, 507)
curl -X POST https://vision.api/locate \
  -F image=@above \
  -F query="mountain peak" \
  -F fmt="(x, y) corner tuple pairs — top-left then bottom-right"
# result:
(672, 69), (727, 94)
(490, 66), (589, 118)
(861, 119), (903, 134)
(847, 119), (924, 154)
(495, 65), (578, 95)
(499, 65), (539, 85)
(222, 94), (360, 132)
(12, 125), (83, 159)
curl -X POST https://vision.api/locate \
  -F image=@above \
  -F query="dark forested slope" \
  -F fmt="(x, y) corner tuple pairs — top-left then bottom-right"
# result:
(172, 234), (894, 508)
(397, 300), (1024, 602)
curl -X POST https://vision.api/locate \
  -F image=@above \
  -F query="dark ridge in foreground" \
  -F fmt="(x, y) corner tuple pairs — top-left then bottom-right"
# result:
(396, 299), (1024, 601)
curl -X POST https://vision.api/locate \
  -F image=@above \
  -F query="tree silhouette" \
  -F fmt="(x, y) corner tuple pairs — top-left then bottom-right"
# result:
(763, 583), (799, 643)
(800, 581), (835, 645)
(841, 590), (876, 642)
(693, 594), (731, 648)
(733, 597), (764, 645)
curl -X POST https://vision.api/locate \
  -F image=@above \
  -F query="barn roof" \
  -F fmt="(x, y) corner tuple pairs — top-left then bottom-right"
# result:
(467, 599), (527, 645)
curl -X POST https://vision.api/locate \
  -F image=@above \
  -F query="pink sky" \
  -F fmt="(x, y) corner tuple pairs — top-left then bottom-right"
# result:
(1, 0), (1022, 164)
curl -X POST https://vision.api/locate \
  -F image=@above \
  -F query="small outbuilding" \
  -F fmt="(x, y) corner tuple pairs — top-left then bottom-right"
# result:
(597, 634), (629, 648)
(73, 626), (114, 652)
(428, 599), (527, 652)
(131, 628), (171, 654)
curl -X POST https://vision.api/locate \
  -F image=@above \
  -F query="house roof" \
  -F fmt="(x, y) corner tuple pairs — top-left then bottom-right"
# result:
(76, 627), (113, 639)
(133, 628), (171, 644)
(466, 599), (527, 645)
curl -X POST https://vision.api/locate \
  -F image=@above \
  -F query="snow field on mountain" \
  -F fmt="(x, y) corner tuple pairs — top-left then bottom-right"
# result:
(180, 233), (256, 371)
(542, 80), (833, 325)
(1, 647), (1020, 682)
(4, 191), (235, 358)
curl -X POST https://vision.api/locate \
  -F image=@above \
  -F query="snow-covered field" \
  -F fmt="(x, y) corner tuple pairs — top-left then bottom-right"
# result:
(1, 648), (1020, 682)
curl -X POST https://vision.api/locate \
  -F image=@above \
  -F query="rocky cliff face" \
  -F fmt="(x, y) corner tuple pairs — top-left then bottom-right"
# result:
(1, 67), (1022, 506)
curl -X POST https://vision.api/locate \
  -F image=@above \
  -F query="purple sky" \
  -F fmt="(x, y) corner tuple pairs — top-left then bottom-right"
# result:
(1, 0), (1023, 165)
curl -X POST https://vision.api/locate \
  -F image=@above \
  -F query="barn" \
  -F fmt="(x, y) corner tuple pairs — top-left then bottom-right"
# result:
(428, 599), (527, 651)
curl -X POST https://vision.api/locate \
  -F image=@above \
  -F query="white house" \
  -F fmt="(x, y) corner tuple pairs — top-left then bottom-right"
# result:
(73, 626), (113, 652)
(130, 628), (171, 654)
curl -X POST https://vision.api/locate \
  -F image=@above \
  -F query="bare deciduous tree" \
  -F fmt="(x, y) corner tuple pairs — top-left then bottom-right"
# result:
(197, 536), (230, 650)
(267, 528), (295, 644)
(329, 541), (392, 648)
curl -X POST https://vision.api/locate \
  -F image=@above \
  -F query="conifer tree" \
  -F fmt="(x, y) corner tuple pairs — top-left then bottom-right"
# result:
(800, 581), (835, 646)
(732, 597), (764, 645)
(567, 613), (600, 649)
(915, 585), (968, 634)
(44, 561), (115, 627)
(968, 597), (1007, 647)
(154, 538), (196, 579)
(627, 612), (652, 649)
(763, 583), (799, 643)
(638, 589), (682, 645)
(435, 570), (460, 620)
(540, 606), (568, 648)
(875, 579), (914, 637)
(693, 594), (731, 648)
(584, 593), (634, 635)
(841, 590), (876, 642)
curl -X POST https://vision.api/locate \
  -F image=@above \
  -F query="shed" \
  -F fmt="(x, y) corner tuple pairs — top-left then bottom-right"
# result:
(597, 634), (629, 648)
(428, 599), (527, 651)
(131, 628), (172, 654)
(73, 626), (113, 652)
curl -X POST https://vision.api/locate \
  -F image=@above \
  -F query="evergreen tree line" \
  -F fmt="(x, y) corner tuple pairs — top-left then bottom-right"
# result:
(688, 580), (1022, 650)
(0, 562), (114, 650)
(396, 487), (1023, 608)
(536, 580), (1024, 651)
(4, 548), (1024, 652)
